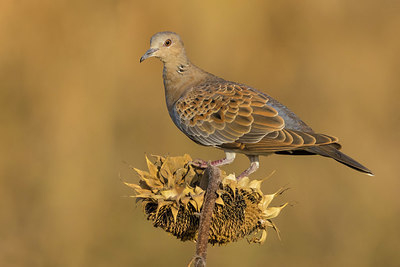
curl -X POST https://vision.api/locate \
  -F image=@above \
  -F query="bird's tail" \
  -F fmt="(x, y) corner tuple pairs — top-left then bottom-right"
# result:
(306, 145), (373, 176)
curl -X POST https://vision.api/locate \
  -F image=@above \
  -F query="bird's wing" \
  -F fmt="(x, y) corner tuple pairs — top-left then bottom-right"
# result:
(174, 82), (283, 146)
(174, 82), (338, 152)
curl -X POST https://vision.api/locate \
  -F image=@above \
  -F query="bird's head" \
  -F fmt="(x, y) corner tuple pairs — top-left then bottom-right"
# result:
(140, 31), (186, 64)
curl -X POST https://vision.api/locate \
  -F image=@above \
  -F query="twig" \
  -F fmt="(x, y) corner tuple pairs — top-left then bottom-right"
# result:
(190, 165), (221, 267)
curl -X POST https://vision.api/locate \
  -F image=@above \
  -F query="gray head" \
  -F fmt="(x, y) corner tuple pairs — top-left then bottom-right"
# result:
(140, 32), (187, 64)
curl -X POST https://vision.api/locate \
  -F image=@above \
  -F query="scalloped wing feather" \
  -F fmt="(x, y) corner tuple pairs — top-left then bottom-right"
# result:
(175, 83), (285, 146)
(174, 82), (340, 153)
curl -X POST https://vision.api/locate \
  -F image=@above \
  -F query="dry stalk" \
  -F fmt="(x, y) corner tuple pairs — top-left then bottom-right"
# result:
(191, 165), (221, 267)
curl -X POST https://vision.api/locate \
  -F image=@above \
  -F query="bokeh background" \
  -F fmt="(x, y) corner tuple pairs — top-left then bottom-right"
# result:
(1, 0), (399, 266)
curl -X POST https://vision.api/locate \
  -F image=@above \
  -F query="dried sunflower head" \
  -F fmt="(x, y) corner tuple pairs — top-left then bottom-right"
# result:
(125, 154), (287, 245)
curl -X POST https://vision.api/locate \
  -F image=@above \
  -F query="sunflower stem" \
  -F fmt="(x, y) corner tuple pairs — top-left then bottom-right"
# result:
(191, 165), (221, 267)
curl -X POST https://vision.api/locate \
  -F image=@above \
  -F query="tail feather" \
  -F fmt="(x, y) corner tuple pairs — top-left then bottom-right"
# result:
(306, 145), (373, 176)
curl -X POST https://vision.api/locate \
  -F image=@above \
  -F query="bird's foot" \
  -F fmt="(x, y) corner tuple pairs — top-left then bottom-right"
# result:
(189, 158), (228, 169)
(236, 157), (260, 180)
(190, 153), (236, 169)
(189, 159), (209, 169)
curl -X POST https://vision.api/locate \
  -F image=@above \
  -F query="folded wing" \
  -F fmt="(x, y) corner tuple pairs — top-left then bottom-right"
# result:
(174, 82), (340, 153)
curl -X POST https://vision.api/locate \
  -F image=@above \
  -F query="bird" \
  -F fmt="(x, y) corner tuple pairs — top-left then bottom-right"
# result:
(140, 31), (373, 179)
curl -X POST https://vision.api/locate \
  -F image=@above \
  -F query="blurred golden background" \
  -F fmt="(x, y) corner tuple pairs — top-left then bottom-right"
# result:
(1, 0), (399, 266)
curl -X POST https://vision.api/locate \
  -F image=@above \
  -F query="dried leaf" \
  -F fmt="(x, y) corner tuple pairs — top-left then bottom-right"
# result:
(145, 155), (159, 177)
(123, 181), (142, 190)
(170, 205), (179, 223)
(264, 203), (288, 219)
(215, 196), (225, 206)
(237, 176), (250, 188)
(161, 189), (178, 200)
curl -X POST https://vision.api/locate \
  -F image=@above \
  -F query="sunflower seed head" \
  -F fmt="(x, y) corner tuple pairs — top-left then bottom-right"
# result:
(126, 154), (288, 245)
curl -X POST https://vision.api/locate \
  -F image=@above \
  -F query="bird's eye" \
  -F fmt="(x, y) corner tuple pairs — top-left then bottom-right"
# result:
(164, 39), (172, 47)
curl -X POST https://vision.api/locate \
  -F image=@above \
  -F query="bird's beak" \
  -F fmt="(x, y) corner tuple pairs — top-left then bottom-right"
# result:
(140, 48), (159, 63)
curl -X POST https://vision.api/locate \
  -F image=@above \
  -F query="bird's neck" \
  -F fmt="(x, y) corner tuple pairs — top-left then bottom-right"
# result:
(162, 59), (214, 110)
